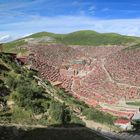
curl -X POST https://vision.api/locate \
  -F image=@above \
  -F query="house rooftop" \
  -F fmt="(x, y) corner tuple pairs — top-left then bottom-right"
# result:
(114, 119), (130, 124)
(51, 81), (62, 86)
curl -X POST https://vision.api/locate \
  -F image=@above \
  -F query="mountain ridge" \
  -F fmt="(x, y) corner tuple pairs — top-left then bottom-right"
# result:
(3, 30), (140, 54)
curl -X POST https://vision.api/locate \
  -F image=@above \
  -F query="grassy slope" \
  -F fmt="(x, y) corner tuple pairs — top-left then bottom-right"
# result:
(126, 101), (140, 106)
(3, 30), (140, 54)
(3, 39), (27, 54)
(28, 30), (140, 45)
(60, 30), (139, 46)
(0, 53), (117, 126)
(0, 53), (110, 140)
(126, 43), (140, 49)
(0, 53), (84, 126)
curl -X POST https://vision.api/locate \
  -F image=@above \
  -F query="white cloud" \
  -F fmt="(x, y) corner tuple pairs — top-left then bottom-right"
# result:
(1, 15), (140, 41)
(0, 34), (12, 43)
(0, 0), (44, 11)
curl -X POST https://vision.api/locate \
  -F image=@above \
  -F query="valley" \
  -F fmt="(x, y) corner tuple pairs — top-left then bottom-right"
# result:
(0, 30), (140, 139)
(19, 43), (140, 119)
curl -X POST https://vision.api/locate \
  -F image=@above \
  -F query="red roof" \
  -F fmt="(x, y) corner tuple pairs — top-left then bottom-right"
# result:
(17, 57), (27, 64)
(114, 119), (130, 124)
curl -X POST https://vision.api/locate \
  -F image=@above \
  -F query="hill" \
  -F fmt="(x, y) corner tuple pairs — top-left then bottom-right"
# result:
(126, 42), (140, 49)
(57, 30), (139, 46)
(1, 30), (140, 137)
(26, 30), (140, 46)
(0, 52), (85, 126)
(3, 30), (140, 54)
(0, 52), (119, 139)
(18, 42), (140, 119)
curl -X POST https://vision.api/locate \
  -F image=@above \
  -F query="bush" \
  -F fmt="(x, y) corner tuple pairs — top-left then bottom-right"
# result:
(61, 106), (71, 125)
(5, 75), (18, 90)
(12, 106), (32, 124)
(70, 115), (85, 126)
(83, 108), (116, 125)
(49, 102), (63, 124)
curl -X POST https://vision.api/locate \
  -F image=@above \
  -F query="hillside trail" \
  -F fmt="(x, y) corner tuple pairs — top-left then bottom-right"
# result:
(101, 58), (140, 89)
(32, 56), (140, 139)
(26, 76), (140, 140)
(34, 76), (119, 133)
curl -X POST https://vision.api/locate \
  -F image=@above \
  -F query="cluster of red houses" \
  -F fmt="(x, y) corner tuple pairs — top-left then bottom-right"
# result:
(114, 108), (140, 130)
(105, 48), (140, 86)
(2, 43), (140, 130)
(24, 45), (140, 121)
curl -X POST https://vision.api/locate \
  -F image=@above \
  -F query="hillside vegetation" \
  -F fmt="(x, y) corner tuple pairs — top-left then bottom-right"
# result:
(59, 31), (139, 45)
(3, 30), (140, 53)
(126, 42), (140, 50)
(0, 53), (84, 126)
(0, 52), (116, 126)
(28, 30), (140, 45)
(0, 52), (119, 140)
(3, 40), (27, 53)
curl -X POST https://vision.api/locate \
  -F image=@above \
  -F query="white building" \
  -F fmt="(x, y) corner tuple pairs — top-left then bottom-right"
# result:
(132, 108), (140, 121)
(114, 119), (133, 130)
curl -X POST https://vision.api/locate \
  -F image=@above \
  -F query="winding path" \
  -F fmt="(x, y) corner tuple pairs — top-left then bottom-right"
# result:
(33, 75), (140, 140)
(101, 58), (140, 89)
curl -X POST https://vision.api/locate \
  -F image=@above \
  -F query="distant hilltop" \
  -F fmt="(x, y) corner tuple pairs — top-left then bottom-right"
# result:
(22, 30), (140, 46)
(2, 30), (140, 54)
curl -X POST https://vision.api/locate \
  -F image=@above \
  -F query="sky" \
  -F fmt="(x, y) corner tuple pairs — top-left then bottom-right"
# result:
(1, 0), (140, 42)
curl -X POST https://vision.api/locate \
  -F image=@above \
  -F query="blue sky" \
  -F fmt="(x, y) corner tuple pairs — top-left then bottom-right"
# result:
(1, 0), (140, 42)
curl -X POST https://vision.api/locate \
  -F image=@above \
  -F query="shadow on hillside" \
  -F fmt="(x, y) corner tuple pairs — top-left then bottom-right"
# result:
(126, 125), (140, 135)
(0, 123), (108, 140)
(0, 64), (9, 72)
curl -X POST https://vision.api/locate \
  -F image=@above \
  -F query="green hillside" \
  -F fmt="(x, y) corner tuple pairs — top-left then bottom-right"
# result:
(28, 31), (64, 39)
(3, 30), (140, 53)
(27, 30), (140, 46)
(59, 30), (138, 45)
(126, 42), (140, 49)
(0, 52), (116, 126)
(3, 40), (27, 53)
(0, 52), (117, 139)
(0, 52), (84, 126)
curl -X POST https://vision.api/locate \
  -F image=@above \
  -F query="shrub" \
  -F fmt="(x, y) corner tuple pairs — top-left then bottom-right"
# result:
(83, 108), (115, 125)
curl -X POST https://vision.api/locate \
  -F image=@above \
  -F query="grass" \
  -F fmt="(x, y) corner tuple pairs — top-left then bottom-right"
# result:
(126, 43), (140, 50)
(11, 106), (33, 124)
(54, 88), (116, 125)
(0, 53), (85, 126)
(126, 101), (140, 106)
(3, 39), (28, 56)
(60, 30), (138, 46)
(3, 30), (140, 54)
(27, 30), (140, 46)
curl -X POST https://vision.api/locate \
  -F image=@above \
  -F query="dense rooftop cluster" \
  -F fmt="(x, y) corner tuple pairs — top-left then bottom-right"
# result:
(21, 44), (140, 118)
(105, 48), (140, 86)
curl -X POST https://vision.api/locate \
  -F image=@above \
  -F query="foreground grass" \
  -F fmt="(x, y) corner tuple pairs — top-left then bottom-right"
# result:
(54, 88), (117, 125)
(126, 101), (140, 106)
(0, 53), (84, 126)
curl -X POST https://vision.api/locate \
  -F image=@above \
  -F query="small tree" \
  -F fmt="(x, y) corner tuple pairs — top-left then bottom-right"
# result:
(61, 103), (71, 125)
